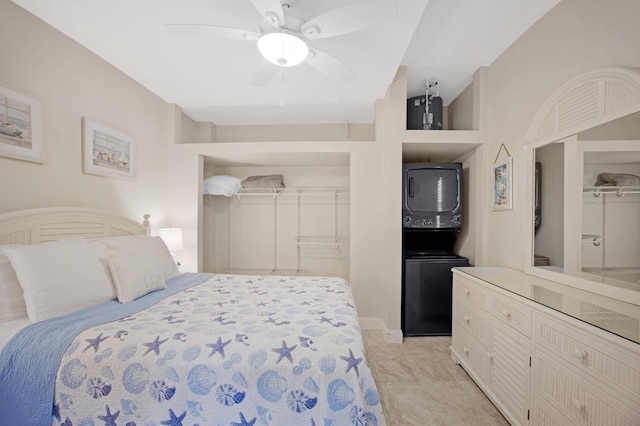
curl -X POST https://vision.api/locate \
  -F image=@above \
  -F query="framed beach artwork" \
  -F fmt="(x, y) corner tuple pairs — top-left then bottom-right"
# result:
(0, 84), (43, 163)
(82, 117), (136, 180)
(492, 156), (513, 210)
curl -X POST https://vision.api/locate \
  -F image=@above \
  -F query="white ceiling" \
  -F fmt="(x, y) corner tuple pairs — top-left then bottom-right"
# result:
(12, 0), (560, 126)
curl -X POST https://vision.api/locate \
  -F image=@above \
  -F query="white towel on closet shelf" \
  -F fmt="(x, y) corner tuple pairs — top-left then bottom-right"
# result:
(203, 175), (242, 196)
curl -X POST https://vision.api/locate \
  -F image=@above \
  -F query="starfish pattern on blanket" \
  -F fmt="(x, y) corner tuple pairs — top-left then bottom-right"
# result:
(272, 340), (297, 364)
(83, 333), (108, 353)
(160, 408), (187, 425)
(207, 337), (232, 358)
(143, 335), (169, 356)
(340, 348), (363, 377)
(97, 404), (119, 426)
(318, 316), (333, 324)
(232, 412), (257, 426)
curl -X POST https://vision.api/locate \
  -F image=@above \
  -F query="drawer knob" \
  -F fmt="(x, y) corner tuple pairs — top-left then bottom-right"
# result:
(572, 348), (587, 360)
(571, 397), (584, 411)
(463, 315), (470, 323)
(501, 309), (511, 318)
(463, 346), (469, 355)
(464, 289), (471, 296)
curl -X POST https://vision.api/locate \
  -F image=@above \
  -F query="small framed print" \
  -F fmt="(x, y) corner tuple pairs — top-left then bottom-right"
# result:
(82, 117), (136, 180)
(0, 84), (43, 163)
(492, 157), (513, 210)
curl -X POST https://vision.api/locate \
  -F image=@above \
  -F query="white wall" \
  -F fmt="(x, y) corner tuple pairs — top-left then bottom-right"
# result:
(454, 151), (477, 264)
(448, 83), (474, 131)
(0, 1), (171, 229)
(481, 0), (640, 271)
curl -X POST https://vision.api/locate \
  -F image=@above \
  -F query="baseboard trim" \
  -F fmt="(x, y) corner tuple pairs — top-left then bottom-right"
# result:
(358, 316), (403, 344)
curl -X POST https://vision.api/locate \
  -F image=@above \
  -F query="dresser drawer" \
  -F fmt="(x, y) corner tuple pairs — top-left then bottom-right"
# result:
(452, 325), (488, 384)
(531, 394), (580, 426)
(454, 274), (488, 310)
(492, 293), (532, 337)
(453, 298), (489, 345)
(534, 350), (639, 426)
(536, 313), (640, 406)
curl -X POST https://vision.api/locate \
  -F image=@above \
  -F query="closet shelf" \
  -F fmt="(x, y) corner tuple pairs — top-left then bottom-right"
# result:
(583, 186), (640, 196)
(235, 187), (349, 198)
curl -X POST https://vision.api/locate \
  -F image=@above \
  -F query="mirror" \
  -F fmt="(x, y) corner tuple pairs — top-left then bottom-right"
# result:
(531, 111), (640, 292)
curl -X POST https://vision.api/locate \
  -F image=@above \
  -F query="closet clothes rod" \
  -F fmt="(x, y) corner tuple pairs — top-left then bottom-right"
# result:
(584, 186), (640, 196)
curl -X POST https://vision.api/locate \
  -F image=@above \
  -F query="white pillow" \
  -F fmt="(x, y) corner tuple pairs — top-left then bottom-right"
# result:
(0, 246), (27, 322)
(3, 238), (116, 322)
(203, 175), (242, 196)
(106, 235), (179, 303)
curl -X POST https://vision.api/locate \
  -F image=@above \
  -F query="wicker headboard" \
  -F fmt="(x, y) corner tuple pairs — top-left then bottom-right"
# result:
(0, 207), (150, 245)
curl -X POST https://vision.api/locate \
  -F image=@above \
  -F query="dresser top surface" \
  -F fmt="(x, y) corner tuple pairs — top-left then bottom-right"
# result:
(454, 266), (640, 345)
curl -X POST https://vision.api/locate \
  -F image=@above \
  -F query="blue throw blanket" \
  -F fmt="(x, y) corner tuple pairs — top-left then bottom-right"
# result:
(0, 272), (212, 426)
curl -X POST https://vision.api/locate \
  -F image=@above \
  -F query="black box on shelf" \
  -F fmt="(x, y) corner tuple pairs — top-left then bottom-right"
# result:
(407, 95), (443, 130)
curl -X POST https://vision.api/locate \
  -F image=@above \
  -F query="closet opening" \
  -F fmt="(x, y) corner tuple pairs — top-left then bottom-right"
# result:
(202, 152), (351, 279)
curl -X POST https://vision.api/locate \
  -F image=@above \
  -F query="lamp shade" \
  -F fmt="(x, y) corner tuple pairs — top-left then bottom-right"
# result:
(257, 32), (309, 67)
(159, 227), (183, 252)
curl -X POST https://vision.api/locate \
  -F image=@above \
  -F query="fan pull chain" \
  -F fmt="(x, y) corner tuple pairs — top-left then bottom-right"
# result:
(280, 66), (285, 107)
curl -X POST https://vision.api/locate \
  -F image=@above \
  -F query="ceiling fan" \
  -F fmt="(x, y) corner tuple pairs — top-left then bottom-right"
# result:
(166, 0), (397, 86)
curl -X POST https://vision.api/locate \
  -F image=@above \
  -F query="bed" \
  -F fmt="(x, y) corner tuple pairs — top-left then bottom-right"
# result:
(0, 207), (384, 426)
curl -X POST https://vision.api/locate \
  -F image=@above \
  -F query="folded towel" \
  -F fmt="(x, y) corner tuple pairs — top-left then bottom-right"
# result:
(595, 172), (640, 187)
(241, 174), (285, 188)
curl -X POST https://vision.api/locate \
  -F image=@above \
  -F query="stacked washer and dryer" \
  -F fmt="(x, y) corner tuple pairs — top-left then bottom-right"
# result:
(401, 162), (469, 336)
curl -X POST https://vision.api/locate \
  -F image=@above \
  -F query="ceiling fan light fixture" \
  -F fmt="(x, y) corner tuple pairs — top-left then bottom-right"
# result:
(258, 32), (309, 67)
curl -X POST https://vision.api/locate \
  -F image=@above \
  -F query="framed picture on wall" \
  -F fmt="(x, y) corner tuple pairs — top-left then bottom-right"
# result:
(0, 84), (43, 163)
(492, 156), (513, 210)
(82, 117), (136, 180)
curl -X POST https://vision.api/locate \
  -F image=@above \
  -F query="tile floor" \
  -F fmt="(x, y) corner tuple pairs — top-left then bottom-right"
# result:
(362, 330), (510, 426)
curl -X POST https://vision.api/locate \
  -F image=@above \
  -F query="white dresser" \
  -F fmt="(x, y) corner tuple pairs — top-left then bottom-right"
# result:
(450, 267), (640, 426)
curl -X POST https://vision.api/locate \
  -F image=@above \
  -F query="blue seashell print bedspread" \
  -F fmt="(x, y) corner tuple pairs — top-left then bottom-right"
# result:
(52, 274), (385, 425)
(0, 272), (212, 426)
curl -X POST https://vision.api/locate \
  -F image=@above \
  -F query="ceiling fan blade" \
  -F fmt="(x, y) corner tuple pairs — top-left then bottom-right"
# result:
(250, 0), (285, 27)
(301, 0), (397, 39)
(306, 48), (357, 84)
(165, 24), (259, 41)
(252, 59), (279, 86)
